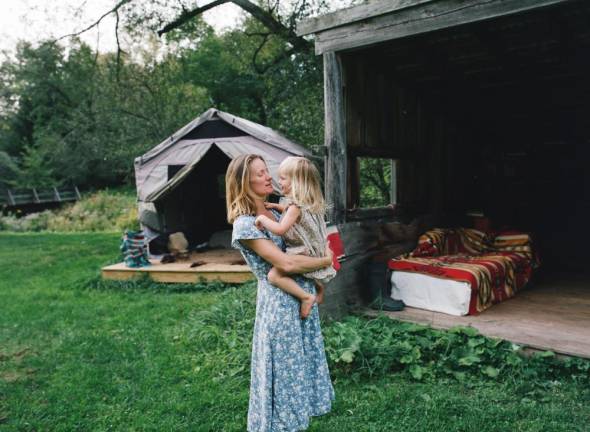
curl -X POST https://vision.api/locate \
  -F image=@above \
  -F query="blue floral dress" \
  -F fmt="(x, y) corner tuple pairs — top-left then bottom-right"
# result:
(232, 213), (335, 432)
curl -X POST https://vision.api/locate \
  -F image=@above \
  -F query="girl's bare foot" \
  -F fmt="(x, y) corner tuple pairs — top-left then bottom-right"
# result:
(300, 295), (316, 319)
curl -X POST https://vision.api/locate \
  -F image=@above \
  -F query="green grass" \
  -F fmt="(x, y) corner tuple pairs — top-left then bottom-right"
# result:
(1, 232), (589, 431)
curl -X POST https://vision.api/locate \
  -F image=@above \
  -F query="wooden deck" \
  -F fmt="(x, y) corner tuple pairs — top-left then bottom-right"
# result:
(101, 249), (253, 284)
(367, 273), (590, 359)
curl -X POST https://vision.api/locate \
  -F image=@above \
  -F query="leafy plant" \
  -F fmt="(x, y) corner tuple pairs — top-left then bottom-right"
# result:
(323, 314), (590, 386)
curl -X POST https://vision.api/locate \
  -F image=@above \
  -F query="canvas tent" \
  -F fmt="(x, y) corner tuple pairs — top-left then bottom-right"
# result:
(134, 108), (312, 247)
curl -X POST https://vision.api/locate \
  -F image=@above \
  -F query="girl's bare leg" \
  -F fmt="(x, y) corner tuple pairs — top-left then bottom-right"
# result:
(314, 281), (325, 304)
(268, 267), (316, 319)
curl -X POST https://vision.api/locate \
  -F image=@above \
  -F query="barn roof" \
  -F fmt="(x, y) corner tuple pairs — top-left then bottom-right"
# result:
(297, 0), (572, 54)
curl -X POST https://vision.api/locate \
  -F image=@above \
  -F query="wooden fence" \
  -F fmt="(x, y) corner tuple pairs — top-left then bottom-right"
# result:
(0, 186), (81, 207)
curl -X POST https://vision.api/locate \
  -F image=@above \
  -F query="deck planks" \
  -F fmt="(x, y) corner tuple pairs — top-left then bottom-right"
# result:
(101, 248), (253, 284)
(366, 274), (590, 358)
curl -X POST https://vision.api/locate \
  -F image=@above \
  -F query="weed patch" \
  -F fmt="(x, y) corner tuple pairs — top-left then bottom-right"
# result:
(324, 315), (590, 386)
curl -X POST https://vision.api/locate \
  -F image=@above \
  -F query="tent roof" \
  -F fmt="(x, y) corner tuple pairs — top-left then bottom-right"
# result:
(134, 109), (314, 203)
(135, 108), (310, 167)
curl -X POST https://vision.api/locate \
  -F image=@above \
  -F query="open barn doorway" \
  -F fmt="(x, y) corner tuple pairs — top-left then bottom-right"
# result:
(318, 0), (590, 354)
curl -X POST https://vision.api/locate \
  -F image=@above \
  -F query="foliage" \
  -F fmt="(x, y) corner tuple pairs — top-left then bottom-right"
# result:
(0, 1), (356, 191)
(0, 232), (589, 431)
(324, 315), (590, 385)
(0, 39), (215, 189)
(358, 157), (394, 208)
(0, 150), (20, 184)
(0, 189), (138, 232)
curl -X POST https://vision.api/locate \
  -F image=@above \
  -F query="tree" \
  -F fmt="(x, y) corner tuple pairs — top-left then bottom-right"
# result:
(0, 1), (359, 191)
(0, 150), (20, 186)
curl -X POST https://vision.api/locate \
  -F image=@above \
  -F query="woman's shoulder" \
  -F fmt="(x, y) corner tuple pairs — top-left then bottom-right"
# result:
(233, 214), (256, 233)
(233, 214), (255, 223)
(232, 214), (268, 245)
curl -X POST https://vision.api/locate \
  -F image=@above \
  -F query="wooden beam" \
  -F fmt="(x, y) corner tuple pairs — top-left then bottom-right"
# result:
(297, 0), (434, 36)
(313, 0), (571, 54)
(6, 189), (15, 206)
(324, 52), (347, 224)
(32, 188), (40, 204)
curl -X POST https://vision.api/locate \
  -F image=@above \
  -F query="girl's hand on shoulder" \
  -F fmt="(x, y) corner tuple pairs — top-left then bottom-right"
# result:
(254, 215), (266, 230)
(264, 202), (283, 211)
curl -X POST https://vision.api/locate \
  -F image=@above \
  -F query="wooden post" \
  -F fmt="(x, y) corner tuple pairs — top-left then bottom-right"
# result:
(53, 187), (61, 202)
(32, 188), (40, 203)
(6, 189), (15, 206)
(324, 51), (347, 224)
(74, 185), (81, 200)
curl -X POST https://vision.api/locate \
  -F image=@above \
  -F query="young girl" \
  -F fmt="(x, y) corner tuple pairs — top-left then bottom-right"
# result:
(254, 156), (336, 319)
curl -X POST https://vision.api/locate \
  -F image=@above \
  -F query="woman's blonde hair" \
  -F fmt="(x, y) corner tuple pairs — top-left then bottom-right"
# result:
(279, 156), (325, 214)
(225, 154), (266, 223)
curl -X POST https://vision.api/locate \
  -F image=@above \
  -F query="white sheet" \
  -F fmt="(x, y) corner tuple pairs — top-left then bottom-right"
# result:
(391, 271), (472, 316)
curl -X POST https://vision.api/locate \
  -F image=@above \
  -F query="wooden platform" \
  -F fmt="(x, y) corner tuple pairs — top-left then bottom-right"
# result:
(101, 249), (253, 284)
(367, 273), (590, 359)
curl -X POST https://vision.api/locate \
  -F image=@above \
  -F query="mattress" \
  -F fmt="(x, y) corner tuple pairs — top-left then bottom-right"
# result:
(391, 271), (472, 316)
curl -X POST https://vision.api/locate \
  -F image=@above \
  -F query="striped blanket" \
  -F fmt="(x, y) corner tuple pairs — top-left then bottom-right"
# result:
(388, 228), (538, 314)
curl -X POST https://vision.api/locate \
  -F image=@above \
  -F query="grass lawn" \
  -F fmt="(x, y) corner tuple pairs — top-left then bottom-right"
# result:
(1, 232), (589, 431)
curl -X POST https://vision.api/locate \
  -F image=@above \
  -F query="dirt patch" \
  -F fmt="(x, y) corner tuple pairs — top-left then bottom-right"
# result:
(0, 368), (36, 383)
(0, 348), (32, 363)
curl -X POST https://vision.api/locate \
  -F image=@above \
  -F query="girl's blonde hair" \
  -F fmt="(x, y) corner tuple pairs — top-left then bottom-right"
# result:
(279, 156), (325, 214)
(225, 154), (266, 223)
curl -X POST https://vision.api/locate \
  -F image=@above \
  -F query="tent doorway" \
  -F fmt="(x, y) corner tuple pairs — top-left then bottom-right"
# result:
(156, 145), (231, 246)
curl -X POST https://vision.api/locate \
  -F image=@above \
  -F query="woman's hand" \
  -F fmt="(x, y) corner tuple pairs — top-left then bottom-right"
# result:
(243, 239), (333, 275)
(325, 244), (334, 267)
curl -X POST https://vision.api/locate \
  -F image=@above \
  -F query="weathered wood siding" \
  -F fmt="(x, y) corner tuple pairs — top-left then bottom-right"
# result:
(324, 52), (347, 225)
(342, 53), (464, 217)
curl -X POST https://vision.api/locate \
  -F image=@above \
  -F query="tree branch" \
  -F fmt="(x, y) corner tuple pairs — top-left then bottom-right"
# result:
(157, 0), (231, 36)
(252, 33), (271, 74)
(244, 31), (271, 37)
(55, 0), (132, 42)
(114, 9), (127, 81)
(157, 0), (312, 52)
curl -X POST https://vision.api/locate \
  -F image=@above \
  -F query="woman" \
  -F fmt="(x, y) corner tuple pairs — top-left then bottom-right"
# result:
(226, 154), (335, 431)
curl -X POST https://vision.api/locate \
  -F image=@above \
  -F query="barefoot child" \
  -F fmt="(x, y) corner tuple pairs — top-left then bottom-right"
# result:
(255, 156), (337, 319)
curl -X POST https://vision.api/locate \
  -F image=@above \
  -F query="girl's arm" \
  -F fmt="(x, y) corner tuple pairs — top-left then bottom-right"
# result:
(241, 238), (332, 274)
(255, 205), (301, 236)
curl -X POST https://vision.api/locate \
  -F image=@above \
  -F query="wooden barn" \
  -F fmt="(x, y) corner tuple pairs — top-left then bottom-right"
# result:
(298, 0), (590, 357)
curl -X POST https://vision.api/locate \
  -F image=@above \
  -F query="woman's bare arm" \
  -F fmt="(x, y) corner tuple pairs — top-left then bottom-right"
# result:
(241, 238), (332, 274)
(255, 205), (300, 236)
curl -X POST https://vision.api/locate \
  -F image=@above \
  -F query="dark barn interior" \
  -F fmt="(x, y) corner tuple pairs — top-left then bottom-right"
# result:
(341, 1), (590, 274)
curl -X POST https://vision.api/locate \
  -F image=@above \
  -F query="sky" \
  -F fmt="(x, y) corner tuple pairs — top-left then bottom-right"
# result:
(0, 0), (353, 56)
(0, 0), (244, 54)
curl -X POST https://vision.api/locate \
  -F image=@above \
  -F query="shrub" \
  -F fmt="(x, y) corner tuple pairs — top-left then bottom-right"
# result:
(0, 189), (139, 232)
